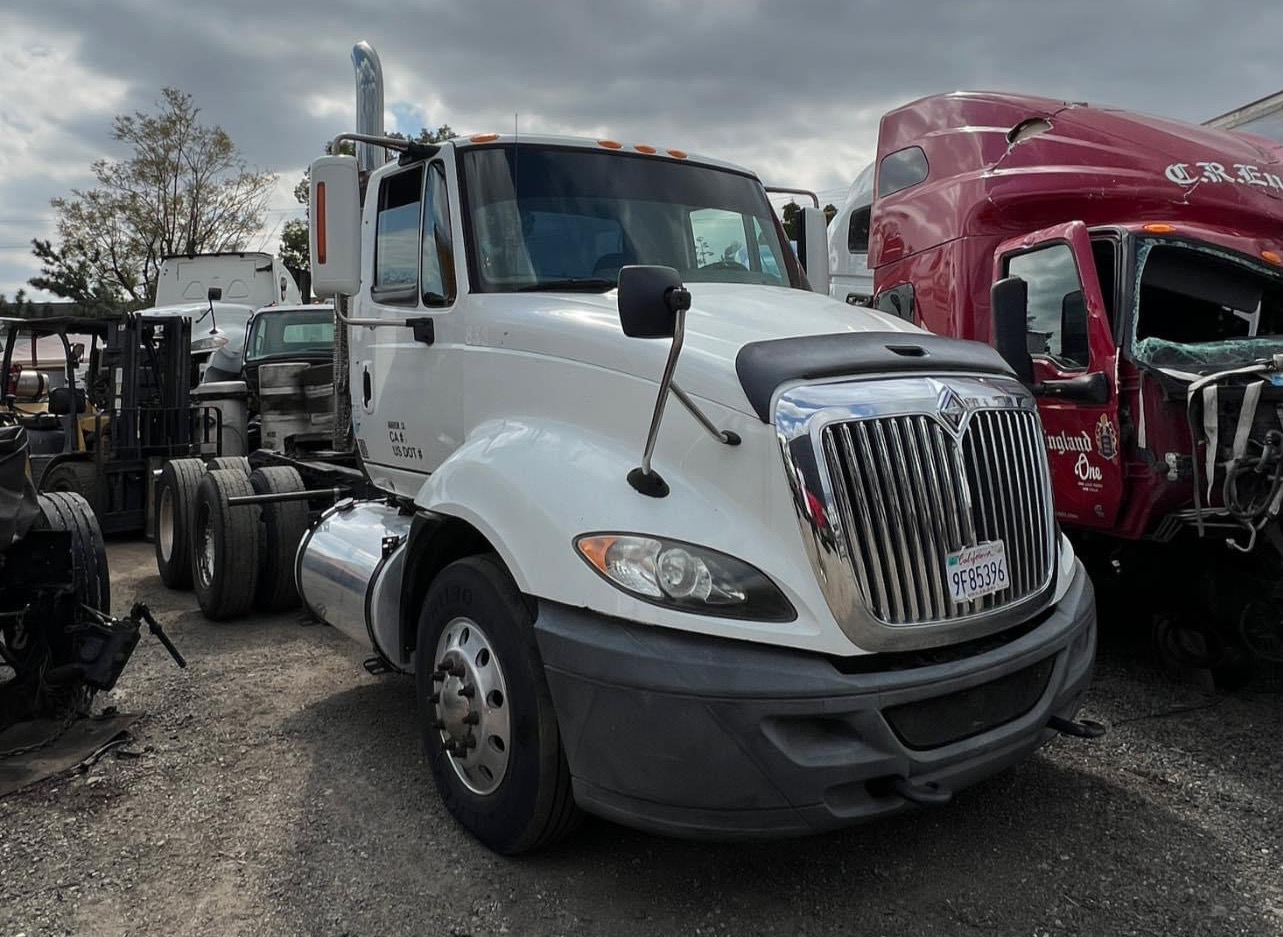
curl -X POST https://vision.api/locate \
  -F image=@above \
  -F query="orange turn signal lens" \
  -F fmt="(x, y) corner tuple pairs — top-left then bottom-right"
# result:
(666, 149), (688, 159)
(1263, 250), (1283, 266)
(1143, 223), (1176, 234)
(635, 144), (657, 154)
(315, 182), (327, 264)
(576, 535), (619, 574)
(469, 132), (500, 143)
(598, 139), (623, 149)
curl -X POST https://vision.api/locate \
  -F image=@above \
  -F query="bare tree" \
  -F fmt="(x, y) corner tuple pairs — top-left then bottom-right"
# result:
(30, 88), (276, 311)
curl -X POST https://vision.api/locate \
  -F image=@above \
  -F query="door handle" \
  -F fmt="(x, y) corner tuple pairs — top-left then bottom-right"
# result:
(362, 367), (372, 407)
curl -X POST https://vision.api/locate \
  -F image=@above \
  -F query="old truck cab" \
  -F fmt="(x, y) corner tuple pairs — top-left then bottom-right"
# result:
(299, 49), (1098, 853)
(843, 91), (1283, 676)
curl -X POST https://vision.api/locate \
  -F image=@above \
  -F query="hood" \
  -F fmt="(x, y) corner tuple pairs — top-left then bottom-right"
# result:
(467, 283), (920, 417)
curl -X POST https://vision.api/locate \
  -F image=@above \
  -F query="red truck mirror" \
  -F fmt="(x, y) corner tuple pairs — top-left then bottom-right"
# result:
(991, 276), (1034, 385)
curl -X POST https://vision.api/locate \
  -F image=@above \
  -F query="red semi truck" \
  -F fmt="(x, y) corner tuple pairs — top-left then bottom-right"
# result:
(828, 91), (1283, 681)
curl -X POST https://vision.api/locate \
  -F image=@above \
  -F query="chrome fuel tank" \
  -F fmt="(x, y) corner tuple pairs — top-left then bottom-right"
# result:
(295, 500), (413, 670)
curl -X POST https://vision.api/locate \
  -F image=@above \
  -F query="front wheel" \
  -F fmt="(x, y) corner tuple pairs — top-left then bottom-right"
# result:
(416, 555), (581, 854)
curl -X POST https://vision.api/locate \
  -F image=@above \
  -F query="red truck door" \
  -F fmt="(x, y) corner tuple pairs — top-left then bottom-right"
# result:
(993, 221), (1123, 530)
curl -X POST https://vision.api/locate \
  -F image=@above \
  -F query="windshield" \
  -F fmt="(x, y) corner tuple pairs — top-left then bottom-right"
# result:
(460, 145), (799, 292)
(1131, 239), (1283, 373)
(246, 309), (335, 362)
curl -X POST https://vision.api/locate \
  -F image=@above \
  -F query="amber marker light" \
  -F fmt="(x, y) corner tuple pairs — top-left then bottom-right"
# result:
(576, 535), (618, 575)
(469, 133), (500, 143)
(635, 144), (657, 154)
(598, 139), (623, 149)
(666, 149), (688, 159)
(1263, 250), (1283, 266)
(1143, 223), (1176, 234)
(315, 182), (327, 264)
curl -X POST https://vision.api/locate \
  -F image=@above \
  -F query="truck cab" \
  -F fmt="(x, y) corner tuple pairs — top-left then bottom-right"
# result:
(299, 49), (1098, 853)
(845, 91), (1283, 672)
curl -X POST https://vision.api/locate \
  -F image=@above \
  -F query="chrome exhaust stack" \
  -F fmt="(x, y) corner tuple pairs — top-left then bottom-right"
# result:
(350, 40), (385, 170)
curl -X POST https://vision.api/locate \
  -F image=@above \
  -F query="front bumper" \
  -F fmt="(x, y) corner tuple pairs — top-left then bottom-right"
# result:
(534, 561), (1096, 839)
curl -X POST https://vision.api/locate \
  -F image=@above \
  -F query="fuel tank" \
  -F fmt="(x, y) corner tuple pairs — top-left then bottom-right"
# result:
(295, 500), (412, 670)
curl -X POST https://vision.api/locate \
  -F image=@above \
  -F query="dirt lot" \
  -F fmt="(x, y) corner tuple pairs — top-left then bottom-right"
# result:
(2, 541), (1282, 937)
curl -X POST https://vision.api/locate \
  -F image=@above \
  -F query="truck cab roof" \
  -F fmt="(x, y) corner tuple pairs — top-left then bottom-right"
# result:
(387, 132), (757, 179)
(872, 91), (1283, 267)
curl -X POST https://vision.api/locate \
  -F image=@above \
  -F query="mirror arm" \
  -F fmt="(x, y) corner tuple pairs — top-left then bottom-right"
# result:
(637, 309), (685, 481)
(670, 382), (741, 447)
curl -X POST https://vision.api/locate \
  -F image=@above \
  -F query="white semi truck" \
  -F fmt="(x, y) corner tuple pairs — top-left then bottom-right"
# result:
(289, 43), (1100, 853)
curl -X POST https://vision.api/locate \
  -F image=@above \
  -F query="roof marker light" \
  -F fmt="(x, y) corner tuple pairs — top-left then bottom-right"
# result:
(666, 149), (688, 159)
(635, 144), (657, 154)
(469, 133), (500, 143)
(598, 139), (623, 149)
(1262, 250), (1283, 266)
(1143, 223), (1176, 234)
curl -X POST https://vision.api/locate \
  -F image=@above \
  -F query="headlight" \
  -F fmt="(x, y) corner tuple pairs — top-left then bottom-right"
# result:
(575, 534), (795, 621)
(191, 334), (230, 353)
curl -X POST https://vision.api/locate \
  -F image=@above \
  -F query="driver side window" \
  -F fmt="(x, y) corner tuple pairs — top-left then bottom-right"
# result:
(1005, 243), (1090, 370)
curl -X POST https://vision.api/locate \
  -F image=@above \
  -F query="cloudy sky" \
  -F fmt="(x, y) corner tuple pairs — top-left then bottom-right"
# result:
(1, 0), (1278, 299)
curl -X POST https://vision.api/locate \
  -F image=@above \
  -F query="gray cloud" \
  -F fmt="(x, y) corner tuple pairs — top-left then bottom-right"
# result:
(3, 0), (1278, 296)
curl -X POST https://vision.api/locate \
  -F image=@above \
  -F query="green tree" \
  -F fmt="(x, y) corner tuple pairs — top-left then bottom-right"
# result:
(781, 201), (801, 242)
(281, 125), (457, 293)
(30, 88), (276, 311)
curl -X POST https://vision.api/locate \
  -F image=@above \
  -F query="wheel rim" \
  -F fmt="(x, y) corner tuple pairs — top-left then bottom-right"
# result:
(158, 486), (175, 562)
(195, 504), (216, 589)
(431, 617), (511, 796)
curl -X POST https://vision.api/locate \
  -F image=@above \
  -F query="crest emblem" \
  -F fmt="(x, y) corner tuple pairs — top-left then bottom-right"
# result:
(1095, 413), (1118, 461)
(937, 387), (968, 434)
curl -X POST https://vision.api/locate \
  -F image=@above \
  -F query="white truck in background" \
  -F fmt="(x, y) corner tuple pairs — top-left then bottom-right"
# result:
(286, 42), (1100, 854)
(826, 162), (875, 307)
(147, 252), (304, 373)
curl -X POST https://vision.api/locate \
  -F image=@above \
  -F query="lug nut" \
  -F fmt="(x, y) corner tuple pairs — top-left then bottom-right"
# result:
(458, 684), (476, 699)
(463, 735), (477, 750)
(431, 668), (447, 682)
(463, 712), (480, 725)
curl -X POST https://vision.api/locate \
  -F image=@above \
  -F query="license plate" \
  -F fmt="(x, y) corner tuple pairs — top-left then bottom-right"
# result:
(946, 541), (1009, 603)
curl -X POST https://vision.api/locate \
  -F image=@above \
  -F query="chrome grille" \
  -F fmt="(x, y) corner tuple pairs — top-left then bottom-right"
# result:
(820, 408), (1054, 626)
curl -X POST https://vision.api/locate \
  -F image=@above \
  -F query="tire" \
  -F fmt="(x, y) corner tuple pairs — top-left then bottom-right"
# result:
(32, 491), (110, 614)
(209, 456), (251, 475)
(39, 460), (102, 518)
(191, 469), (260, 620)
(416, 555), (581, 854)
(249, 466), (308, 611)
(154, 458), (206, 590)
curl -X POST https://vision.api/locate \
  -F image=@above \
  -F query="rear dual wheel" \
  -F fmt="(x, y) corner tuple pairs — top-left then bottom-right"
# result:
(192, 469), (260, 620)
(154, 458), (205, 589)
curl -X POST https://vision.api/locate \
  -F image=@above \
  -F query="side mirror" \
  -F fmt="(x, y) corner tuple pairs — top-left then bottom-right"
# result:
(797, 206), (830, 292)
(207, 287), (223, 302)
(1060, 290), (1090, 367)
(617, 265), (689, 338)
(310, 155), (362, 299)
(615, 266), (735, 496)
(991, 276), (1034, 385)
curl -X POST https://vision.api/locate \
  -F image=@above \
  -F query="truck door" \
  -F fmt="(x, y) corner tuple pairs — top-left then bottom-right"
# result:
(358, 157), (461, 477)
(994, 221), (1123, 530)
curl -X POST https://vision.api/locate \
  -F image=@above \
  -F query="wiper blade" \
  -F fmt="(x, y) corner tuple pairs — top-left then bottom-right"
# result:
(515, 278), (616, 293)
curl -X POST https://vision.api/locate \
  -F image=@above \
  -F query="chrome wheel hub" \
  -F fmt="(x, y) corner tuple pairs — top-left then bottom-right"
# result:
(431, 617), (511, 796)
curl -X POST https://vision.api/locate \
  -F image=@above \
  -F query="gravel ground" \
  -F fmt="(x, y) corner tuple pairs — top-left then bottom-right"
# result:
(2, 540), (1281, 937)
